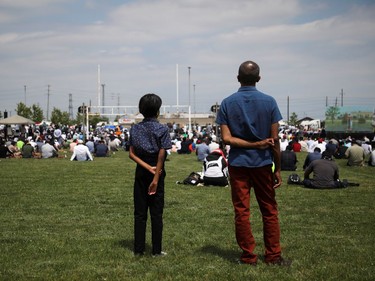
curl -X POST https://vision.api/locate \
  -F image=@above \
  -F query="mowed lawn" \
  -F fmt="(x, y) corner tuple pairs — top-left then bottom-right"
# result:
(0, 150), (374, 281)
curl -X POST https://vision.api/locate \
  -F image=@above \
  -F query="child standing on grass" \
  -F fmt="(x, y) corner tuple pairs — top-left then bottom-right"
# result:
(129, 93), (172, 257)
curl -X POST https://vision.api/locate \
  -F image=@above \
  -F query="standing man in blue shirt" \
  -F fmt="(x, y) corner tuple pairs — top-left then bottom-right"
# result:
(216, 60), (291, 266)
(129, 93), (172, 257)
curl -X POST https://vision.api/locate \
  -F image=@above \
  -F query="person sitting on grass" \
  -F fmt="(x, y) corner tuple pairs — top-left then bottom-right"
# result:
(7, 141), (21, 158)
(333, 140), (348, 159)
(345, 139), (366, 166)
(202, 148), (228, 186)
(303, 147), (321, 170)
(95, 139), (109, 157)
(70, 139), (93, 161)
(302, 151), (355, 189)
(0, 139), (12, 158)
(280, 145), (297, 171)
(21, 139), (35, 158)
(177, 137), (192, 154)
(196, 138), (210, 162)
(41, 139), (58, 159)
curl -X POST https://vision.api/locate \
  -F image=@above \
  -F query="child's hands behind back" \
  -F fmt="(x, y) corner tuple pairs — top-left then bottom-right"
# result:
(148, 181), (157, 195)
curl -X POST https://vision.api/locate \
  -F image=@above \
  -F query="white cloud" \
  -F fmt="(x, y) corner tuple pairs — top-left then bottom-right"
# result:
(0, 0), (374, 120)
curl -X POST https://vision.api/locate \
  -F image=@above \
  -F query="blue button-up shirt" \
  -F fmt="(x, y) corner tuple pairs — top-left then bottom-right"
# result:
(216, 86), (282, 168)
(129, 118), (172, 161)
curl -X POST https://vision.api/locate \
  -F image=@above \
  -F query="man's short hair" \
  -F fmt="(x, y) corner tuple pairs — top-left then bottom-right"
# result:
(139, 93), (162, 118)
(322, 151), (333, 160)
(313, 147), (321, 153)
(237, 61), (260, 85)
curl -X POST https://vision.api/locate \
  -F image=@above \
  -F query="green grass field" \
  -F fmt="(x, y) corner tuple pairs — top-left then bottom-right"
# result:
(0, 150), (374, 280)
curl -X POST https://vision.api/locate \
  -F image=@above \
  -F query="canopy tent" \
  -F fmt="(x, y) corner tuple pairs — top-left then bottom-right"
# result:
(0, 115), (35, 125)
(299, 119), (321, 129)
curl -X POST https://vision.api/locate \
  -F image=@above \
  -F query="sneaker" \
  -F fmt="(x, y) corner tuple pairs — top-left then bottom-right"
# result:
(134, 252), (144, 257)
(266, 257), (292, 266)
(152, 251), (167, 258)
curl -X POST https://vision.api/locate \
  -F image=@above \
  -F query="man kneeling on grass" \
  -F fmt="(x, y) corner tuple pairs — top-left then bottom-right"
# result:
(302, 151), (357, 189)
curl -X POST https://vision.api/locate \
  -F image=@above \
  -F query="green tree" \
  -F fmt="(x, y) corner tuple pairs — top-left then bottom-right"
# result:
(89, 114), (109, 129)
(51, 107), (71, 125)
(16, 102), (32, 119)
(325, 106), (340, 123)
(289, 112), (298, 126)
(31, 104), (44, 122)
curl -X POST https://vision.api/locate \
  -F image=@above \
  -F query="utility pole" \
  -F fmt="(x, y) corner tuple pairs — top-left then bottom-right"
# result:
(47, 85), (50, 121)
(187, 66), (192, 134)
(176, 64), (179, 113)
(69, 93), (73, 120)
(101, 84), (105, 114)
(287, 96), (290, 125)
(193, 84), (196, 127)
(24, 85), (27, 105)
(340, 89), (344, 107)
(98, 65), (101, 108)
(117, 94), (120, 114)
(326, 96), (328, 107)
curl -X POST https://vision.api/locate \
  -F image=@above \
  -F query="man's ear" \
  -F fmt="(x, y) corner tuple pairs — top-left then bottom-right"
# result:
(256, 76), (261, 82)
(237, 75), (241, 82)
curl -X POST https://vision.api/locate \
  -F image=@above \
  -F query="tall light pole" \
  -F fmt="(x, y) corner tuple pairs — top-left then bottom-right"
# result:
(98, 65), (101, 108)
(193, 84), (196, 127)
(101, 84), (105, 114)
(47, 85), (50, 121)
(176, 64), (179, 113)
(188, 66), (192, 134)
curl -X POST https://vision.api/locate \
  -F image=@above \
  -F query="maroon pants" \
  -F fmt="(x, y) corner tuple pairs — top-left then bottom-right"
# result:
(229, 165), (281, 263)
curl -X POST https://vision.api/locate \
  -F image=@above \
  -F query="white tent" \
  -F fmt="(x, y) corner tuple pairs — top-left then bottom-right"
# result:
(300, 119), (321, 129)
(0, 115), (35, 125)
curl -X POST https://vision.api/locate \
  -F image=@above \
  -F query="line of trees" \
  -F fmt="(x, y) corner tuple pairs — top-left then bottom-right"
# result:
(12, 102), (109, 127)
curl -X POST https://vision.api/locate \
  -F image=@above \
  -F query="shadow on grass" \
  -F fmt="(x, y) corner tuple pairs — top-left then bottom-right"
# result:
(199, 245), (240, 264)
(117, 239), (154, 255)
(117, 239), (133, 252)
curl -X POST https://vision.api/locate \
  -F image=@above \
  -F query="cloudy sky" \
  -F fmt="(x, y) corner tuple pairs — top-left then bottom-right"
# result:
(1, 0), (374, 121)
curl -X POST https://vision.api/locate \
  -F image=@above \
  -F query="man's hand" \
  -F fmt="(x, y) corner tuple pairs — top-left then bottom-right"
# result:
(257, 138), (275, 149)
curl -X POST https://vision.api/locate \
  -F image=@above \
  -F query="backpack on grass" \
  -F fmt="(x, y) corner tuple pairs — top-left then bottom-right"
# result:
(177, 172), (202, 185)
(287, 173), (302, 185)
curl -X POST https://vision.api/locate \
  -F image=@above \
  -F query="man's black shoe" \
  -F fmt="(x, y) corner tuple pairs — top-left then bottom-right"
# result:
(265, 257), (292, 266)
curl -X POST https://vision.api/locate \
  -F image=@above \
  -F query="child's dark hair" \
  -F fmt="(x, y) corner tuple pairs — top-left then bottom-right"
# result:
(139, 93), (162, 118)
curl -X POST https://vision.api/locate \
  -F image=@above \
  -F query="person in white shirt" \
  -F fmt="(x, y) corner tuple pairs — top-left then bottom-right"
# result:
(108, 135), (121, 151)
(369, 142), (375, 166)
(208, 137), (220, 152)
(279, 135), (288, 151)
(299, 137), (309, 152)
(306, 137), (315, 153)
(70, 140), (93, 161)
(311, 138), (326, 153)
(41, 139), (58, 158)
